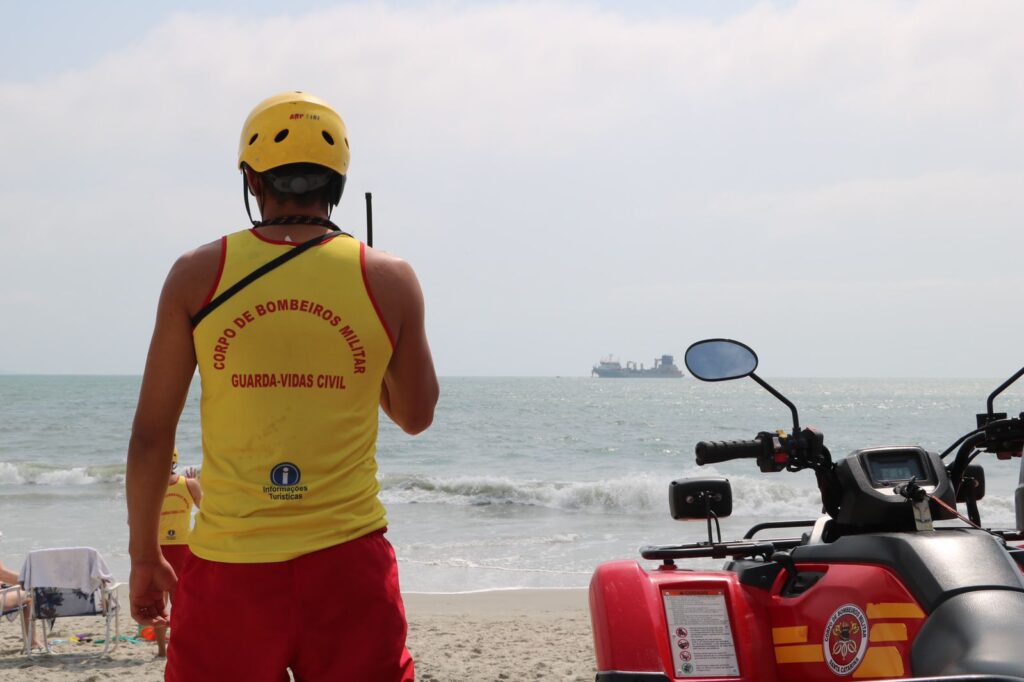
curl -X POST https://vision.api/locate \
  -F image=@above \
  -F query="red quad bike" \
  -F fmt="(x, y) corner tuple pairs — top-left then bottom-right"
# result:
(589, 338), (1024, 682)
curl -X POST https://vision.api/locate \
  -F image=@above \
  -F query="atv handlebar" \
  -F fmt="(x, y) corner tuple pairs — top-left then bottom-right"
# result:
(695, 438), (767, 465)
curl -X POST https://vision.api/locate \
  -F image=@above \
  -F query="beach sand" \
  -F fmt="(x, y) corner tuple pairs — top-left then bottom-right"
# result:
(0, 588), (596, 681)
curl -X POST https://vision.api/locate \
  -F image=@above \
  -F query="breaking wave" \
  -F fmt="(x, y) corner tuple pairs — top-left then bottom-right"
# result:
(381, 471), (1017, 521)
(380, 472), (665, 512)
(0, 461), (124, 486)
(378, 472), (832, 516)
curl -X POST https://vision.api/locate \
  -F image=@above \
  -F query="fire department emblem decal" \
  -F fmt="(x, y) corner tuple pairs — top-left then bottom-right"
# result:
(823, 603), (869, 675)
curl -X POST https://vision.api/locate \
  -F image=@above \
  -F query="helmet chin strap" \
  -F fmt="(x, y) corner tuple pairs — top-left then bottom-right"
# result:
(243, 172), (259, 226)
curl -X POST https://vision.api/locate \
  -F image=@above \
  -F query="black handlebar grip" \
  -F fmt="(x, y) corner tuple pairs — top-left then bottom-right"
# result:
(695, 439), (765, 465)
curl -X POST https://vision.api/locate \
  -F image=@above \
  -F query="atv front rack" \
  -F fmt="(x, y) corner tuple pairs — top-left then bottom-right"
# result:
(640, 539), (800, 563)
(640, 519), (816, 563)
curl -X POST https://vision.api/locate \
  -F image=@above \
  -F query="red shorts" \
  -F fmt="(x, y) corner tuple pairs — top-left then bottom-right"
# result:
(165, 530), (414, 682)
(160, 544), (193, 581)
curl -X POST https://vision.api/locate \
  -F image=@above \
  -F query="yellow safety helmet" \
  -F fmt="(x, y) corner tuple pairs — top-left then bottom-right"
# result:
(238, 91), (350, 177)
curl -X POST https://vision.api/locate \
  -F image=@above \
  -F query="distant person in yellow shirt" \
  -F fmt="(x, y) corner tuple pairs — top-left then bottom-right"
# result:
(126, 91), (437, 680)
(153, 448), (201, 658)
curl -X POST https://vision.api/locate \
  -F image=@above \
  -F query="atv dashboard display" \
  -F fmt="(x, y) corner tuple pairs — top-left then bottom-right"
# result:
(863, 448), (930, 486)
(834, 446), (956, 526)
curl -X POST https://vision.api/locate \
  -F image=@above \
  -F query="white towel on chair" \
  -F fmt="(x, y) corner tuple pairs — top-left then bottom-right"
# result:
(18, 547), (113, 593)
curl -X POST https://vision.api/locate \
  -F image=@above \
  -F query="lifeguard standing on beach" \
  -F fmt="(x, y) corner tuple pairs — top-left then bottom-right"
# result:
(153, 447), (201, 658)
(126, 91), (438, 680)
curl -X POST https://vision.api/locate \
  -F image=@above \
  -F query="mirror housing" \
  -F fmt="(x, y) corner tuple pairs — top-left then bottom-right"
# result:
(669, 477), (733, 520)
(957, 464), (986, 502)
(685, 339), (758, 382)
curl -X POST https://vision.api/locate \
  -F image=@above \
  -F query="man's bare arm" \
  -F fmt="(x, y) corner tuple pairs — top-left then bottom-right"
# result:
(366, 252), (438, 434)
(126, 257), (199, 562)
(125, 243), (217, 624)
(186, 476), (203, 508)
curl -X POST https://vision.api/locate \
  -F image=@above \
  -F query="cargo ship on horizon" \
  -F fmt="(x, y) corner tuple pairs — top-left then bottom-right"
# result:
(591, 355), (684, 378)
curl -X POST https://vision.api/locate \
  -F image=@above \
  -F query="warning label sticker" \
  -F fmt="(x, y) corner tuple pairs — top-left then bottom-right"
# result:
(662, 589), (740, 678)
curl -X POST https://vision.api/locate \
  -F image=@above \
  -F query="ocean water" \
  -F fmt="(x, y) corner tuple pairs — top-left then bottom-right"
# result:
(1, 375), (1023, 593)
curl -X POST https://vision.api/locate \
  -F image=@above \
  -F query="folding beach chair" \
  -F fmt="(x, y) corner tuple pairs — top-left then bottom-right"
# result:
(19, 547), (121, 657)
(0, 582), (32, 654)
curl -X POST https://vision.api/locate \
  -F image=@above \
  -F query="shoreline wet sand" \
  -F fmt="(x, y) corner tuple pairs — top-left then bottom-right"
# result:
(0, 587), (596, 681)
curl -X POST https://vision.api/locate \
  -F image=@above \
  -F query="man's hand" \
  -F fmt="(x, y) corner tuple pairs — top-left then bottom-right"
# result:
(184, 466), (200, 480)
(129, 557), (176, 626)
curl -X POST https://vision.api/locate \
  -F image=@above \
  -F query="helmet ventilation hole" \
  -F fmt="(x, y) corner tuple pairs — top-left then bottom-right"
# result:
(322, 131), (335, 145)
(248, 133), (259, 145)
(274, 129), (290, 143)
(344, 137), (350, 149)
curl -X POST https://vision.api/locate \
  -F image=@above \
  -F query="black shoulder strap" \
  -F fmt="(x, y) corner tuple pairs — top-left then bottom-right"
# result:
(191, 230), (345, 328)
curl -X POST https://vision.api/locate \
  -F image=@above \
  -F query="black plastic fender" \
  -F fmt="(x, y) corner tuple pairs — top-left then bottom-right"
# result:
(911, 590), (1024, 677)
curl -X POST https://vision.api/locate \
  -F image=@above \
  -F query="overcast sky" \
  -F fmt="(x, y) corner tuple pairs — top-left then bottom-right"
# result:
(1, 0), (1022, 377)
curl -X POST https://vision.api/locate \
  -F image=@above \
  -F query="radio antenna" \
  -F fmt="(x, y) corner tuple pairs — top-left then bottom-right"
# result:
(365, 192), (374, 247)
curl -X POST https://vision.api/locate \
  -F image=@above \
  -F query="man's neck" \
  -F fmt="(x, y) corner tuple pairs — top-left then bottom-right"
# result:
(259, 205), (329, 221)
(253, 203), (334, 242)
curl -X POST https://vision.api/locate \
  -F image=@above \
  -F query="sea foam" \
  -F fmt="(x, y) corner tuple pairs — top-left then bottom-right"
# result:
(0, 461), (121, 486)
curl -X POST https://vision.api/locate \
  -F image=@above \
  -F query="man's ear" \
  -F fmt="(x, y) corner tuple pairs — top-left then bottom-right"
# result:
(243, 167), (262, 196)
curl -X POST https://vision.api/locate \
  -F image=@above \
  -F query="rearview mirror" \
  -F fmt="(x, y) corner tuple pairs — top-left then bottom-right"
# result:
(684, 339), (758, 382)
(957, 464), (986, 502)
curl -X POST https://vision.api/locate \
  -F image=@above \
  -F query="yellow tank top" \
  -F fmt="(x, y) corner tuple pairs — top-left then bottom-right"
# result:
(190, 229), (394, 563)
(159, 475), (194, 546)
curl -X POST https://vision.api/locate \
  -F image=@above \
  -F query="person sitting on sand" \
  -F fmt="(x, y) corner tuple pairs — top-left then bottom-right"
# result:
(154, 448), (201, 658)
(0, 557), (42, 650)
